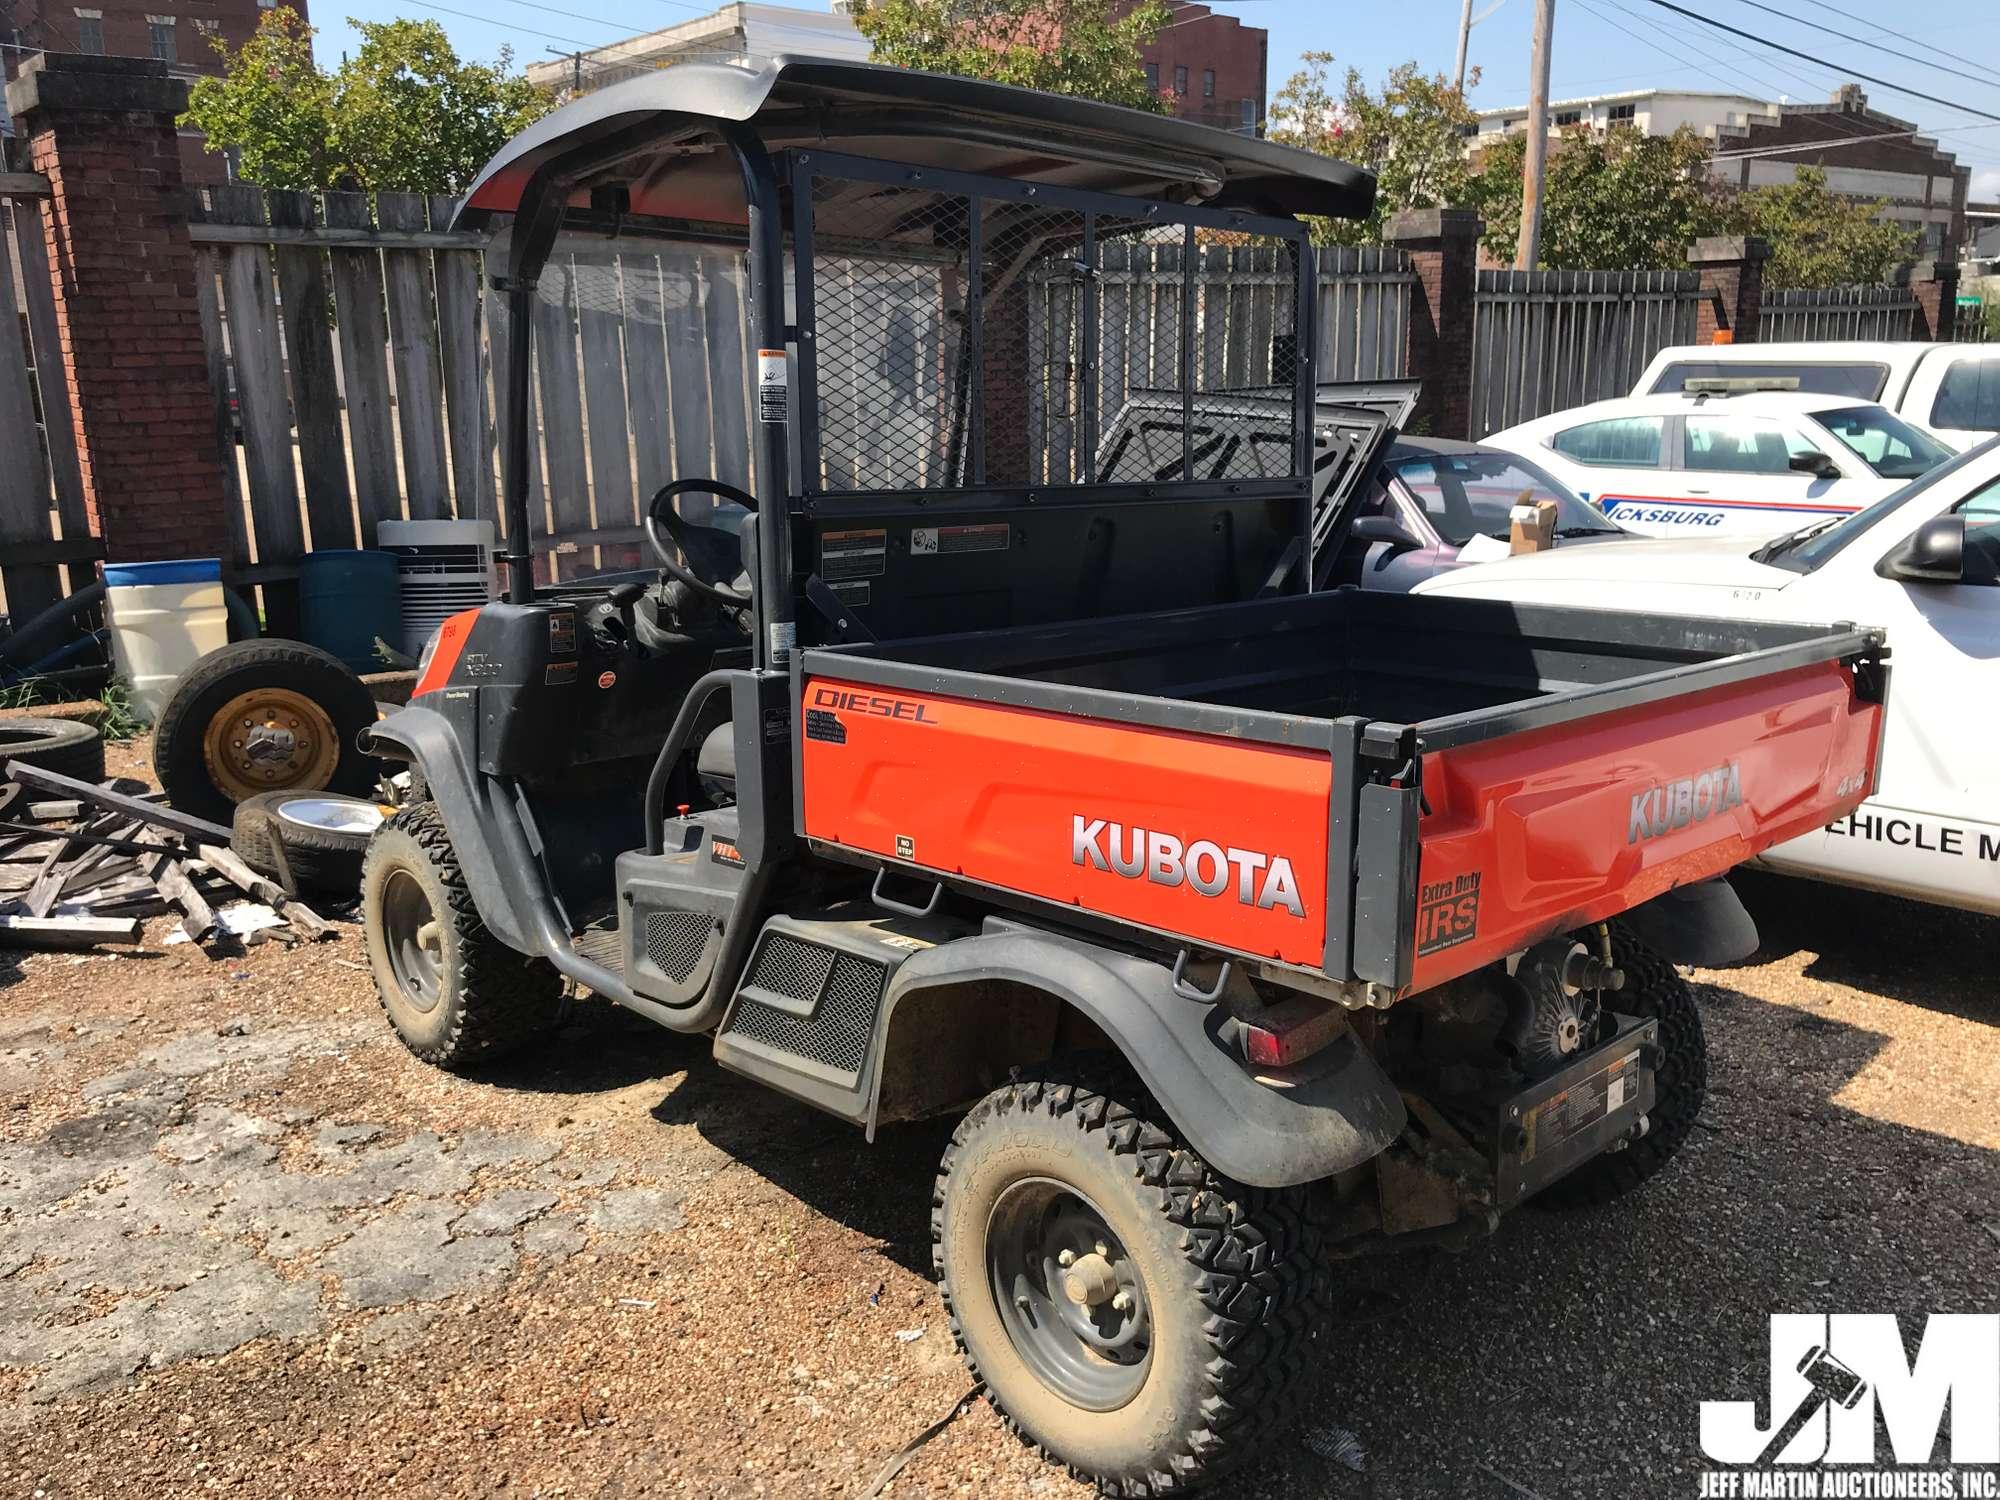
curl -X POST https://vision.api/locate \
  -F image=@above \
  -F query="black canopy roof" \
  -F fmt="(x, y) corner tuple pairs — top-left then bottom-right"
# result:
(453, 55), (1374, 231)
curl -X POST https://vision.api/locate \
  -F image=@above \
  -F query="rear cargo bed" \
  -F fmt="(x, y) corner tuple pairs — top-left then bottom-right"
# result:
(796, 590), (1886, 999)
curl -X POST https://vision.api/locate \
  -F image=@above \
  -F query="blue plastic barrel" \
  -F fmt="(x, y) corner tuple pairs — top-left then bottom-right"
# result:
(299, 550), (402, 673)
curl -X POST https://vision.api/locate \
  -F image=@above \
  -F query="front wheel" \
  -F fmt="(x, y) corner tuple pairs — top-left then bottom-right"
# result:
(361, 802), (564, 1070)
(933, 1067), (1328, 1496)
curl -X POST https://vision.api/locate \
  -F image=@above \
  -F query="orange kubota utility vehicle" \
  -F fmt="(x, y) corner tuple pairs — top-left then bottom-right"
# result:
(358, 59), (1889, 1494)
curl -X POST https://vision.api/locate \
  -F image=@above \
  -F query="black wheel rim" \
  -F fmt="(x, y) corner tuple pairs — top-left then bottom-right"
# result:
(986, 1176), (1152, 1411)
(380, 868), (442, 1014)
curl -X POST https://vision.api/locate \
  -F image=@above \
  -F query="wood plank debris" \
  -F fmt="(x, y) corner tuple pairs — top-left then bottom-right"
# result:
(0, 766), (350, 955)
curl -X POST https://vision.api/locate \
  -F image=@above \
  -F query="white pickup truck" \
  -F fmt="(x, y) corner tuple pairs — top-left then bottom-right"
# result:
(1634, 341), (2000, 452)
(1415, 437), (2000, 917)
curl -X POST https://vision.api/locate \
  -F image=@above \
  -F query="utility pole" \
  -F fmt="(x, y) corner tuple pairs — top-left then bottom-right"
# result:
(1515, 0), (1555, 270)
(1454, 0), (1475, 94)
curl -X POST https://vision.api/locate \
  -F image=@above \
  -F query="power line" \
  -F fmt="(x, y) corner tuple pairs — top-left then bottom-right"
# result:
(1722, 0), (2000, 96)
(1584, 0), (1804, 101)
(1571, 0), (1785, 103)
(400, 0), (603, 53)
(1637, 0), (2000, 126)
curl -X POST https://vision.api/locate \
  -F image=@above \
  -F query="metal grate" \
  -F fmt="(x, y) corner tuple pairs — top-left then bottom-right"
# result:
(730, 950), (887, 1076)
(746, 933), (838, 1001)
(796, 157), (1307, 497)
(644, 909), (712, 983)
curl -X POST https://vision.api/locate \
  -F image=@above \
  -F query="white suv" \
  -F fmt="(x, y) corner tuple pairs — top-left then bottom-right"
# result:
(1633, 341), (2000, 453)
(1483, 389), (1954, 538)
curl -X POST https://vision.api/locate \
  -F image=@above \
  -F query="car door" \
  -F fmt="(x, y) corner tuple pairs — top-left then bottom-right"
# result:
(1760, 467), (2000, 913)
(1542, 414), (1673, 532)
(1674, 409), (1849, 538)
(1909, 352), (2000, 452)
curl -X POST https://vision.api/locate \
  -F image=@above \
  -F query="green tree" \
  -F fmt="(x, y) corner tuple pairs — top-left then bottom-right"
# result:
(1735, 165), (1918, 289)
(852, 0), (1171, 113)
(1473, 125), (1734, 270)
(1267, 55), (1479, 246)
(183, 9), (554, 193)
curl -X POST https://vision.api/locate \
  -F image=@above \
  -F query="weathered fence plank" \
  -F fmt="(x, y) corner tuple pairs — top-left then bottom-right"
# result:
(621, 253), (675, 510)
(1762, 285), (1919, 342)
(576, 255), (636, 542)
(323, 193), (401, 543)
(532, 264), (593, 554)
(267, 190), (355, 552)
(191, 247), (252, 574)
(9, 193), (90, 598)
(378, 192), (450, 520)
(429, 193), (487, 520)
(0, 194), (60, 622)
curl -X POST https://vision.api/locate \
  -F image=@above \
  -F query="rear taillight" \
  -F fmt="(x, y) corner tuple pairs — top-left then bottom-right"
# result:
(1239, 995), (1346, 1068)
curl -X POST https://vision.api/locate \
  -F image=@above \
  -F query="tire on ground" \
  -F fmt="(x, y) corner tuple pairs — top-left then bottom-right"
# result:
(933, 1063), (1329, 1496)
(153, 639), (380, 825)
(361, 801), (563, 1069)
(1535, 921), (1708, 1208)
(0, 715), (105, 785)
(231, 789), (377, 896)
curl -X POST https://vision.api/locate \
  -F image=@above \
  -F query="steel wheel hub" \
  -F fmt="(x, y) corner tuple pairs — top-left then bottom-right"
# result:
(202, 688), (340, 802)
(987, 1177), (1152, 1411)
(380, 868), (443, 1015)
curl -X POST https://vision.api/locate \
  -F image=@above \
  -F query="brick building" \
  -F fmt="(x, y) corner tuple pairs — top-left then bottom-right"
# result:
(1132, 1), (1265, 135)
(0, 0), (289, 181)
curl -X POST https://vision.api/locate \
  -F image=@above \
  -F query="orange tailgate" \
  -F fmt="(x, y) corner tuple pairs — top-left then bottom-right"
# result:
(799, 679), (1331, 965)
(1406, 659), (1884, 992)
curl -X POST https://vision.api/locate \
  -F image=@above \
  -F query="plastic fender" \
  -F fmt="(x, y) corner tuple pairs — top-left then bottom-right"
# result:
(360, 705), (533, 954)
(872, 927), (1407, 1189)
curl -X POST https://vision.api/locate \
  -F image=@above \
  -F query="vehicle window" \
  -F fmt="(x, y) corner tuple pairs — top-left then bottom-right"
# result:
(1956, 475), (2000, 584)
(1814, 405), (1954, 479)
(1931, 359), (2000, 434)
(1388, 452), (1615, 545)
(1683, 414), (1815, 475)
(1647, 360), (1887, 400)
(1766, 445), (1997, 574)
(1550, 417), (1663, 467)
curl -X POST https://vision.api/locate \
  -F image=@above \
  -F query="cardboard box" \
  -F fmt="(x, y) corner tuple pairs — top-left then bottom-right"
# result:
(1509, 496), (1558, 555)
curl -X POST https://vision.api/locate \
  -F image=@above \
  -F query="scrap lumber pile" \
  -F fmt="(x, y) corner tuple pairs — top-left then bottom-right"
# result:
(0, 761), (340, 953)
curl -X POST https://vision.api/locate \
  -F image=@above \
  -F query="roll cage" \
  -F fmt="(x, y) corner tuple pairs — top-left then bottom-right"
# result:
(452, 56), (1374, 664)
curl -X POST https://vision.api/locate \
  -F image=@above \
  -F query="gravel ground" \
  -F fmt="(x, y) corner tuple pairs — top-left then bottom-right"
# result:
(2, 737), (1996, 1498)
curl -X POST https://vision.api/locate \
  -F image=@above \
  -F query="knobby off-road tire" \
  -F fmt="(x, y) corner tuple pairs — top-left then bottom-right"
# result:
(1537, 921), (1708, 1208)
(0, 715), (105, 784)
(934, 1066), (1330, 1496)
(361, 801), (563, 1070)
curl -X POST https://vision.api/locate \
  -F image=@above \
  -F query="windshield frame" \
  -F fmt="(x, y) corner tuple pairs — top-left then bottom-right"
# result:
(1760, 440), (2000, 574)
(1809, 403), (1956, 480)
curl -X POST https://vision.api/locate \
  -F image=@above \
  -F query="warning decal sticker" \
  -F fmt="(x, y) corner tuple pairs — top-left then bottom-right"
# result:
(911, 523), (1010, 557)
(756, 349), (787, 424)
(820, 528), (887, 582)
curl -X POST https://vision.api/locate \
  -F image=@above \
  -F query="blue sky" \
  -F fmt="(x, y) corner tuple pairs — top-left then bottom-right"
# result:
(309, 0), (2000, 196)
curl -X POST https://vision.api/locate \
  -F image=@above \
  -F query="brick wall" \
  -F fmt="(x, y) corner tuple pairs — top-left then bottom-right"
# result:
(8, 53), (231, 562)
(1127, 1), (1267, 134)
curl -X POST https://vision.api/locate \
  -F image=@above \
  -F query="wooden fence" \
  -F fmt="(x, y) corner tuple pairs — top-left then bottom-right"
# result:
(0, 174), (95, 628)
(1761, 285), (1919, 342)
(1469, 269), (1706, 439)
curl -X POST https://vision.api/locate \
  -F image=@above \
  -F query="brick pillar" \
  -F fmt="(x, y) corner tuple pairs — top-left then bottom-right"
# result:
(1383, 208), (1482, 440)
(6, 54), (230, 563)
(1689, 235), (1769, 346)
(1907, 259), (1961, 342)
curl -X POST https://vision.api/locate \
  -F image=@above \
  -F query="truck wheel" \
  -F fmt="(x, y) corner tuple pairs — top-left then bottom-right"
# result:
(361, 802), (563, 1070)
(153, 639), (380, 825)
(1537, 922), (1708, 1208)
(933, 1067), (1327, 1496)
(232, 790), (381, 896)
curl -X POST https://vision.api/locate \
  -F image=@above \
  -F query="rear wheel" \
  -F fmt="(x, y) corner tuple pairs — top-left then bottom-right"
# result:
(1537, 922), (1708, 1207)
(933, 1066), (1328, 1496)
(361, 802), (563, 1069)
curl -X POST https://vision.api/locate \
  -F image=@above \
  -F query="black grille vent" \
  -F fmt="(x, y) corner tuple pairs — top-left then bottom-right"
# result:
(746, 934), (837, 1000)
(644, 910), (712, 983)
(732, 945), (887, 1077)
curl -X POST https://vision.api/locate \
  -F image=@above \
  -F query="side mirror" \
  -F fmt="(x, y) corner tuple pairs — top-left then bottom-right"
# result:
(1349, 514), (1422, 551)
(1788, 451), (1841, 480)
(1879, 515), (1966, 584)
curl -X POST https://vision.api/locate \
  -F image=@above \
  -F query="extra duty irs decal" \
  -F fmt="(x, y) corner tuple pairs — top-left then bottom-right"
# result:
(1417, 871), (1482, 956)
(1071, 816), (1305, 917)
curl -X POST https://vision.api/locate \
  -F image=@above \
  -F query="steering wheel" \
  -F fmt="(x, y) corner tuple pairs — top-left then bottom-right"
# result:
(646, 478), (757, 606)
